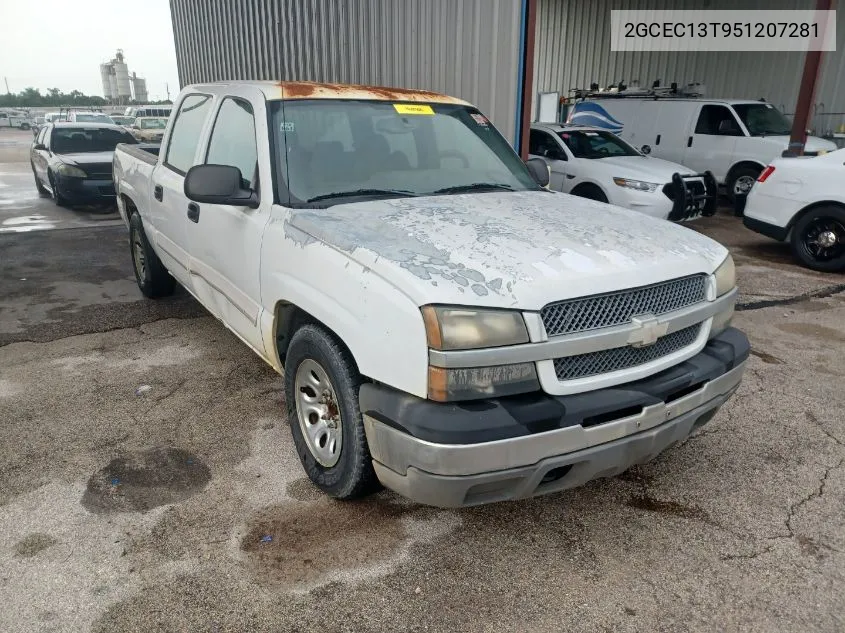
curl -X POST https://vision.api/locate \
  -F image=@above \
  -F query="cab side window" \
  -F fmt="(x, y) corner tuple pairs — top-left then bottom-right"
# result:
(36, 126), (48, 146)
(206, 97), (259, 190)
(165, 94), (213, 175)
(529, 130), (566, 160)
(695, 105), (742, 136)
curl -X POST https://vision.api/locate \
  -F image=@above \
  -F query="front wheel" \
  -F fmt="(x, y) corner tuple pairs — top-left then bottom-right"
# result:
(790, 206), (845, 272)
(129, 212), (176, 297)
(32, 164), (48, 195)
(48, 171), (69, 207)
(572, 184), (608, 203)
(727, 166), (761, 201)
(285, 324), (380, 500)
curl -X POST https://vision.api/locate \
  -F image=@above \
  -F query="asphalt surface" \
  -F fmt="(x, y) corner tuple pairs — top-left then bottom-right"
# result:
(1, 127), (844, 632)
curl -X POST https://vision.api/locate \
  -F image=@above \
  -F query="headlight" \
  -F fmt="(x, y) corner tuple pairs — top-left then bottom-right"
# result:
(612, 177), (659, 193)
(56, 164), (87, 178)
(713, 254), (736, 297)
(422, 305), (538, 401)
(421, 306), (529, 351)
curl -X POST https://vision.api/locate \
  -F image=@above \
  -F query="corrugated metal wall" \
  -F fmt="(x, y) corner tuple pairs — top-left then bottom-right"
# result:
(534, 0), (845, 135)
(169, 0), (524, 143)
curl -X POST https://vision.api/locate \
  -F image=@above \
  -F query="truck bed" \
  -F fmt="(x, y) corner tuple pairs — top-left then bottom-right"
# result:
(116, 143), (160, 166)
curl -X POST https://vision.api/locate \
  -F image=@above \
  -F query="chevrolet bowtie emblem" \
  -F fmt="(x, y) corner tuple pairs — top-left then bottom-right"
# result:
(628, 314), (669, 347)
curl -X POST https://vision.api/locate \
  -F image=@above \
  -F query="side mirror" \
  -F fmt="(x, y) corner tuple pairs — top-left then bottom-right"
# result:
(525, 157), (550, 187)
(33, 143), (46, 150)
(718, 120), (739, 135)
(184, 164), (259, 209)
(641, 144), (652, 155)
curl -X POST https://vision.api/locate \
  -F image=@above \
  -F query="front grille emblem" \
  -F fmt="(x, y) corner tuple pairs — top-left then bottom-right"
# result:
(627, 313), (668, 348)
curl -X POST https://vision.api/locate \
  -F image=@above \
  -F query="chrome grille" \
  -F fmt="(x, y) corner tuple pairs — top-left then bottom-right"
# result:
(553, 324), (701, 381)
(541, 275), (707, 337)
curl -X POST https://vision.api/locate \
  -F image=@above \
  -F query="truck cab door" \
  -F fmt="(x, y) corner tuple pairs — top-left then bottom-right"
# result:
(150, 93), (215, 288)
(184, 90), (269, 354)
(529, 129), (569, 192)
(684, 105), (742, 183)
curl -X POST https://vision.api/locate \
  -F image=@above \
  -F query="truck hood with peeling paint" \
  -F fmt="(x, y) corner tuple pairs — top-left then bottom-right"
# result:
(285, 191), (728, 310)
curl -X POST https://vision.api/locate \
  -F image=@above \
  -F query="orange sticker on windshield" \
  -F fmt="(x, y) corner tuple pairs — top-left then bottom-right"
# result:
(393, 103), (434, 115)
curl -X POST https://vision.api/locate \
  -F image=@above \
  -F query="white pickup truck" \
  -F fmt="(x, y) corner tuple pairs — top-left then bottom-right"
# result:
(113, 81), (748, 508)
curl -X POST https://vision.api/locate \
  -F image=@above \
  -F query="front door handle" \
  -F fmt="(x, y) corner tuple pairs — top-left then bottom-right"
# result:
(187, 202), (200, 223)
(153, 184), (163, 201)
(687, 136), (693, 148)
(566, 174), (576, 179)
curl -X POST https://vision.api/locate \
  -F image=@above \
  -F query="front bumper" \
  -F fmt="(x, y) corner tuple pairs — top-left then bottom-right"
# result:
(361, 328), (749, 508)
(56, 176), (116, 204)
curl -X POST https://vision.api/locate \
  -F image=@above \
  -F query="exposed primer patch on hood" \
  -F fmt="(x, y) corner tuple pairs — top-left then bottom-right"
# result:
(284, 191), (727, 300)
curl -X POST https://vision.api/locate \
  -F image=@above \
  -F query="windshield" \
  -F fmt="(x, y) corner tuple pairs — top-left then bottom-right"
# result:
(558, 130), (639, 159)
(50, 127), (137, 153)
(140, 118), (167, 129)
(272, 100), (538, 206)
(733, 103), (792, 136)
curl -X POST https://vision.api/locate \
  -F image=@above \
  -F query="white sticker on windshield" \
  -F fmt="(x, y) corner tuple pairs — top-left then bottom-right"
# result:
(281, 121), (295, 132)
(584, 131), (598, 136)
(471, 113), (489, 126)
(766, 103), (774, 108)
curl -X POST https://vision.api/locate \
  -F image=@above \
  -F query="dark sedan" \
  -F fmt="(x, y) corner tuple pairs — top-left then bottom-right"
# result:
(31, 122), (138, 207)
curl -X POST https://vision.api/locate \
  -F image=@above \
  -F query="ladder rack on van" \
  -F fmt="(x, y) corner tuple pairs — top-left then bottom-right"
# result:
(570, 80), (706, 101)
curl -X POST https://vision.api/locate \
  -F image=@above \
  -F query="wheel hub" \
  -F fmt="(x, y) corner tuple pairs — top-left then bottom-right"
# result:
(734, 175), (755, 195)
(294, 359), (343, 467)
(818, 230), (838, 248)
(132, 238), (146, 279)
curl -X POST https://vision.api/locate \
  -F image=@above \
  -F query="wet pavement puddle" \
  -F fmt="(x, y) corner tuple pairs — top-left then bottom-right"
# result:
(82, 447), (211, 514)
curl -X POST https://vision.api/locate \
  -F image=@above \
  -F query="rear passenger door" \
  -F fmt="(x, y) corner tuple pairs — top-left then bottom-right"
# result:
(149, 93), (214, 287)
(684, 104), (743, 182)
(185, 90), (269, 352)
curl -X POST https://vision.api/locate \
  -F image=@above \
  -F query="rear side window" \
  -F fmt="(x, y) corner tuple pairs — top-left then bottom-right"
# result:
(165, 94), (213, 174)
(206, 97), (258, 189)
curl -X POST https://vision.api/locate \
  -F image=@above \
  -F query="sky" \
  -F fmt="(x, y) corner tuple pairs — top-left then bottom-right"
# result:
(0, 0), (180, 101)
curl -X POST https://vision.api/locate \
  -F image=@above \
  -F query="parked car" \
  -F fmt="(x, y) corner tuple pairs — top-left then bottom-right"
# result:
(129, 116), (168, 142)
(743, 148), (845, 272)
(568, 97), (838, 200)
(65, 111), (115, 124)
(31, 122), (137, 207)
(529, 123), (716, 221)
(110, 115), (135, 128)
(113, 81), (747, 508)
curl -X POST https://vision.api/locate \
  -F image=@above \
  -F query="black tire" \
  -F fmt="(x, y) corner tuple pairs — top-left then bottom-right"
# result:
(129, 211), (176, 297)
(572, 184), (608, 203)
(32, 164), (48, 195)
(790, 205), (845, 273)
(48, 171), (69, 207)
(285, 324), (380, 500)
(726, 165), (761, 203)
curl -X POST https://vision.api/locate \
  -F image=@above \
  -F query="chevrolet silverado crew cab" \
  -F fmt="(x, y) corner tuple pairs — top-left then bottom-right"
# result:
(113, 81), (748, 508)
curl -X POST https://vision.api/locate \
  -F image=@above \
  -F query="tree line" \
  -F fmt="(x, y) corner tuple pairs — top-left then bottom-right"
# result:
(0, 87), (172, 108)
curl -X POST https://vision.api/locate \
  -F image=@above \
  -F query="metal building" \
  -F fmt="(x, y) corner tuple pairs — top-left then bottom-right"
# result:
(169, 0), (843, 144)
(169, 0), (528, 143)
(534, 0), (845, 134)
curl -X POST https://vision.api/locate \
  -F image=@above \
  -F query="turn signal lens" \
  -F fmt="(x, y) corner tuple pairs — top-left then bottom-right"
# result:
(757, 165), (775, 182)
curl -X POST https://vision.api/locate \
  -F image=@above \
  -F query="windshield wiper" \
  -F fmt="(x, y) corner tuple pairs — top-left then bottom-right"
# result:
(306, 188), (418, 203)
(431, 183), (515, 194)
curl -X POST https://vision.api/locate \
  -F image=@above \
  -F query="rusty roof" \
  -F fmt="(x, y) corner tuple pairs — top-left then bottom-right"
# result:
(277, 81), (470, 105)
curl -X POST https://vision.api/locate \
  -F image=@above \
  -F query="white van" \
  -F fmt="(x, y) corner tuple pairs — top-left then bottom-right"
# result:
(568, 98), (837, 199)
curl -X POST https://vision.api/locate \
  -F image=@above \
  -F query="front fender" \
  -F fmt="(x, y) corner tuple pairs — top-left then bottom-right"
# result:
(260, 216), (430, 398)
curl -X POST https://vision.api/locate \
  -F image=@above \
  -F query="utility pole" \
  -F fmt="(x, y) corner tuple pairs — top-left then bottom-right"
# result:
(785, 0), (835, 156)
(4, 77), (9, 94)
(166, 83), (170, 101)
